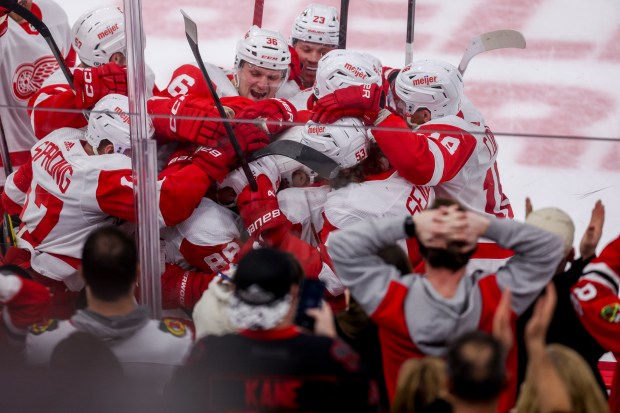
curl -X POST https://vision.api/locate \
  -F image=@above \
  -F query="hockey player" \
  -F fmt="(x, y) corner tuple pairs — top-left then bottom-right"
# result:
(0, 0), (74, 185)
(312, 60), (514, 271)
(328, 202), (564, 410)
(278, 3), (340, 99)
(1, 94), (268, 317)
(148, 25), (296, 149)
(570, 234), (620, 413)
(28, 6), (156, 139)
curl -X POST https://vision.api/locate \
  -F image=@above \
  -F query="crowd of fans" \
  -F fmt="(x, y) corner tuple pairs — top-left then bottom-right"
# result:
(0, 1), (617, 412)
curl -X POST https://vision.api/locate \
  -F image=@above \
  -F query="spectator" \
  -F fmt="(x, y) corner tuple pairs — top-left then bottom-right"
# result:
(328, 199), (564, 411)
(516, 199), (607, 393)
(24, 226), (193, 393)
(517, 283), (609, 413)
(446, 331), (507, 413)
(569, 233), (620, 412)
(165, 247), (376, 412)
(392, 357), (450, 413)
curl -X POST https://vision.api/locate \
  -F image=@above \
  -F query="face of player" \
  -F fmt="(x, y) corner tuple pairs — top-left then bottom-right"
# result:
(237, 63), (285, 101)
(294, 40), (336, 88)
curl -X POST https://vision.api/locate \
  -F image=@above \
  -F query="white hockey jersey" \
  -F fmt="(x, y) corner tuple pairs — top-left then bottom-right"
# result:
(0, 0), (73, 183)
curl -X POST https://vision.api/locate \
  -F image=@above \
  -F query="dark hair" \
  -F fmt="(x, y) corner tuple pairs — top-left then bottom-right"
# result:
(377, 244), (412, 275)
(329, 141), (388, 189)
(418, 198), (476, 271)
(81, 226), (137, 301)
(447, 331), (506, 402)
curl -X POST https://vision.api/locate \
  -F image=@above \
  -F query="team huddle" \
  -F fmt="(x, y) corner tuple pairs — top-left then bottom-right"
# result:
(1, 1), (619, 412)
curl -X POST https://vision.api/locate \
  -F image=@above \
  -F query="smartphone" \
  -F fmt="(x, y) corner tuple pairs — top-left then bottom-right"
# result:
(295, 279), (325, 331)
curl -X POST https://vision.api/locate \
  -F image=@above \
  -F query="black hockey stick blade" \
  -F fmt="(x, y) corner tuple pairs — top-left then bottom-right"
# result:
(0, 0), (74, 90)
(181, 10), (258, 191)
(249, 140), (340, 180)
(338, 0), (349, 49)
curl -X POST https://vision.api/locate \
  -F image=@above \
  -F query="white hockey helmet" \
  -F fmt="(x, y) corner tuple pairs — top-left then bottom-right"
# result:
(313, 49), (383, 99)
(394, 59), (464, 119)
(235, 26), (291, 74)
(291, 4), (340, 47)
(218, 156), (282, 198)
(71, 7), (126, 68)
(300, 117), (369, 168)
(86, 94), (133, 154)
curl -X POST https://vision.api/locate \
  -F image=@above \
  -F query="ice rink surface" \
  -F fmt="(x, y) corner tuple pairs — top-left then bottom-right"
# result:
(61, 0), (620, 250)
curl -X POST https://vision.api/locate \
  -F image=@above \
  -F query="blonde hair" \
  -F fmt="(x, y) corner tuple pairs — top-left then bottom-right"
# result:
(392, 357), (446, 413)
(516, 344), (609, 413)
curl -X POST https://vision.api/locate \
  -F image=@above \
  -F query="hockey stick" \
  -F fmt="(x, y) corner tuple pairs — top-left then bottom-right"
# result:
(0, 119), (17, 252)
(249, 140), (340, 180)
(181, 10), (258, 191)
(458, 29), (526, 75)
(405, 0), (416, 65)
(0, 0), (74, 90)
(252, 0), (264, 27)
(338, 0), (349, 49)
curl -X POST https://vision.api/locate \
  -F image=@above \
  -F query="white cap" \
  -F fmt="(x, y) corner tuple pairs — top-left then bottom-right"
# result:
(526, 207), (575, 256)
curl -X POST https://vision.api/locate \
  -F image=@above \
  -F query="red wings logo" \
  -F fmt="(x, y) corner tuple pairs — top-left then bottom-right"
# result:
(12, 56), (59, 100)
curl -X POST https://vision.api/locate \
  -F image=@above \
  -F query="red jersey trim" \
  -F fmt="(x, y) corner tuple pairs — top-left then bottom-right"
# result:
(0, 151), (32, 169)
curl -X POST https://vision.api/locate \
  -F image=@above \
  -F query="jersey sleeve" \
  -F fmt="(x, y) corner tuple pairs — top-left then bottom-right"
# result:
(28, 84), (85, 139)
(95, 164), (213, 226)
(180, 239), (242, 274)
(373, 113), (477, 186)
(571, 235), (620, 352)
(156, 64), (214, 99)
(2, 160), (33, 214)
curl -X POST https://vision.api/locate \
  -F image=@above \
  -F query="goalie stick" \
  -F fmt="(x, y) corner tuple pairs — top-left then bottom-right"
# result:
(458, 29), (526, 75)
(181, 10), (258, 191)
(0, 0), (74, 90)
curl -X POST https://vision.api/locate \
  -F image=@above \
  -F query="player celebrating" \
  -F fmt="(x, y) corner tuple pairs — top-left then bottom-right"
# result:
(0, 0), (74, 185)
(148, 25), (295, 148)
(1, 94), (268, 317)
(278, 3), (340, 99)
(28, 6), (157, 139)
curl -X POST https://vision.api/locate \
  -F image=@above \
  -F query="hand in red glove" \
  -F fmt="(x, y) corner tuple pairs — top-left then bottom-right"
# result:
(161, 263), (215, 311)
(191, 145), (236, 181)
(166, 95), (228, 146)
(1, 273), (52, 328)
(235, 98), (297, 135)
(311, 83), (383, 125)
(73, 62), (128, 109)
(237, 175), (291, 245)
(232, 122), (271, 151)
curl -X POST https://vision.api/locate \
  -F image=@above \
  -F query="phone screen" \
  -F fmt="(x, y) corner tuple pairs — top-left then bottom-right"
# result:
(295, 279), (325, 331)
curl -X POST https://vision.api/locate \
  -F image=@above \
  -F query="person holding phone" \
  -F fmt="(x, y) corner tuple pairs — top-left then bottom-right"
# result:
(165, 247), (377, 412)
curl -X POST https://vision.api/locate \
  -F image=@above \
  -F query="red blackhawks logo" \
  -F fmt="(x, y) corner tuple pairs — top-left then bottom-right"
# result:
(12, 55), (59, 100)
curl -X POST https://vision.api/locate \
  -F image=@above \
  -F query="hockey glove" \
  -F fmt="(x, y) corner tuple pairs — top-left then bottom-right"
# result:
(164, 95), (228, 146)
(1, 274), (52, 328)
(232, 122), (271, 151)
(73, 63), (128, 109)
(237, 175), (291, 244)
(191, 145), (236, 182)
(161, 263), (215, 311)
(311, 83), (383, 125)
(235, 98), (297, 135)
